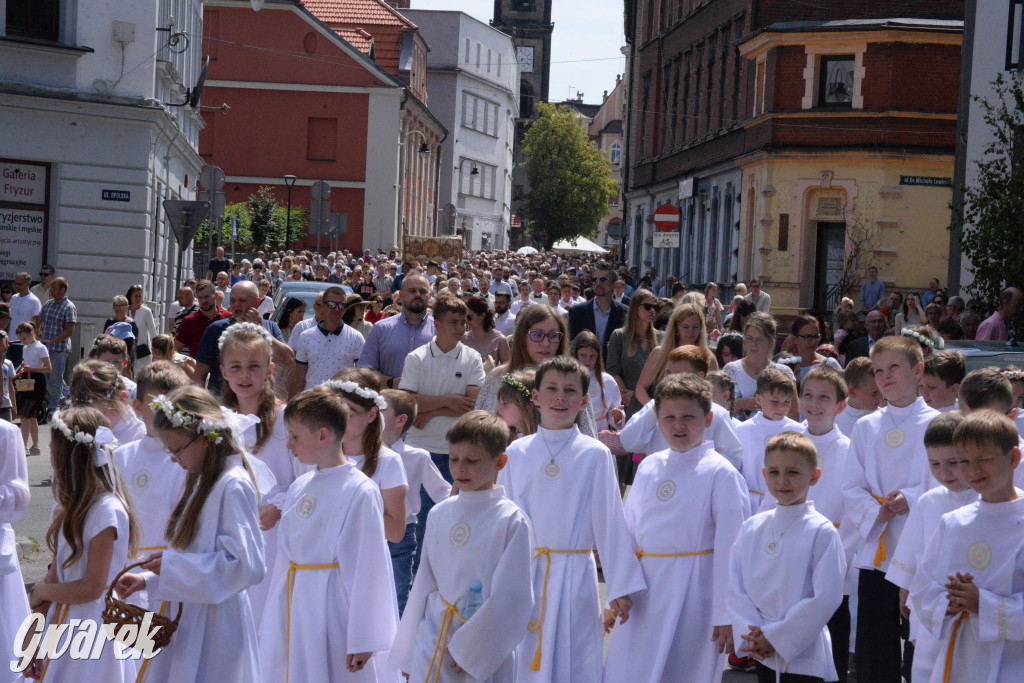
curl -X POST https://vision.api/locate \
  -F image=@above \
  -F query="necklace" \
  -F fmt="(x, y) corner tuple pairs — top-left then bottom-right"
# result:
(539, 429), (573, 479)
(765, 512), (803, 557)
(884, 407), (914, 448)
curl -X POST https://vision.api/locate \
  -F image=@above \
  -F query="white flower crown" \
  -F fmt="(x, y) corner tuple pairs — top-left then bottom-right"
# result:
(217, 321), (273, 352)
(324, 380), (388, 411)
(150, 394), (230, 444)
(901, 328), (937, 349)
(1003, 369), (1024, 381)
(51, 411), (118, 467)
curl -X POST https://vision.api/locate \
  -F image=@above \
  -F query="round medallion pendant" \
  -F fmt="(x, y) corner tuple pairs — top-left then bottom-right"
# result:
(543, 461), (561, 479)
(884, 427), (905, 448)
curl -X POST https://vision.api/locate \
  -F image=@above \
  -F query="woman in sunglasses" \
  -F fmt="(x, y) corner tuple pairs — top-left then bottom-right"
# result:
(474, 304), (600, 436)
(605, 289), (661, 419)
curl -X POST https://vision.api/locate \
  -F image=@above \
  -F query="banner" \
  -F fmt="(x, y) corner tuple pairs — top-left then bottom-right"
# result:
(403, 234), (463, 263)
(0, 207), (46, 280)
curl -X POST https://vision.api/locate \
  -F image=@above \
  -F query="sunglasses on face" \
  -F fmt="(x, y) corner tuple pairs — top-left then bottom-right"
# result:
(528, 330), (564, 343)
(640, 303), (657, 312)
(324, 301), (346, 310)
(595, 276), (611, 283)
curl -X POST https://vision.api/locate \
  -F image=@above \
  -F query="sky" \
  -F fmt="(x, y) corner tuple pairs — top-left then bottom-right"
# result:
(409, 0), (627, 106)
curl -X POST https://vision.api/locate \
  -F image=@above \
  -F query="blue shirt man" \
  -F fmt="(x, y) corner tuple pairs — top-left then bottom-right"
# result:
(859, 267), (885, 311)
(359, 273), (435, 385)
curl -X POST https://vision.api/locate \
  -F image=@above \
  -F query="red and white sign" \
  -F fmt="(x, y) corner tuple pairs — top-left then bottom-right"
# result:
(653, 204), (681, 232)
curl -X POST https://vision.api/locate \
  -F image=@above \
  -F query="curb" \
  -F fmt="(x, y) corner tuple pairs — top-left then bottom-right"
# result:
(16, 535), (37, 561)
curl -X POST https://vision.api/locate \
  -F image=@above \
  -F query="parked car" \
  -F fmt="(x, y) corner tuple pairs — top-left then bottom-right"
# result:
(944, 340), (1024, 372)
(271, 281), (352, 325)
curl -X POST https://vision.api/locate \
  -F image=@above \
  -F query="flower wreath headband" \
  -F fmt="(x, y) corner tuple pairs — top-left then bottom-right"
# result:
(501, 373), (532, 401)
(901, 328), (937, 349)
(325, 380), (388, 411)
(1003, 368), (1024, 381)
(150, 394), (230, 444)
(51, 411), (118, 468)
(217, 321), (273, 352)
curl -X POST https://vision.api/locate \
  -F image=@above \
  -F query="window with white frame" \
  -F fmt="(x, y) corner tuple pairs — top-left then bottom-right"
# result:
(459, 160), (497, 200)
(610, 142), (622, 164)
(801, 45), (866, 110)
(462, 92), (500, 137)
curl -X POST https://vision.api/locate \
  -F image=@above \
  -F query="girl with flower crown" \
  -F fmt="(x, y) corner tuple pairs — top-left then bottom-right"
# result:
(329, 368), (408, 544)
(69, 360), (146, 444)
(219, 322), (310, 626)
(496, 369), (539, 438)
(115, 385), (265, 683)
(23, 407), (139, 681)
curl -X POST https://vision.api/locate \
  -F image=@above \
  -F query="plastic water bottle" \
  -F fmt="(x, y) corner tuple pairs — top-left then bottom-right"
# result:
(463, 581), (483, 620)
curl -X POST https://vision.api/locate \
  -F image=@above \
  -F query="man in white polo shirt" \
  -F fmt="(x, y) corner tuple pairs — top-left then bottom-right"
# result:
(290, 286), (365, 393)
(400, 291), (485, 570)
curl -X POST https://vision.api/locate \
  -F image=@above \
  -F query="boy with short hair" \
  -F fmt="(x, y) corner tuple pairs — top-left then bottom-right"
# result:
(919, 351), (965, 412)
(738, 367), (805, 514)
(886, 411), (978, 683)
(956, 367), (1024, 487)
(842, 336), (938, 681)
(380, 388), (452, 614)
(112, 361), (190, 607)
(909, 410), (1024, 682)
(836, 357), (882, 437)
(728, 432), (846, 682)
(604, 375), (748, 683)
(392, 411), (534, 682)
(498, 356), (646, 681)
(620, 345), (743, 468)
(90, 333), (138, 398)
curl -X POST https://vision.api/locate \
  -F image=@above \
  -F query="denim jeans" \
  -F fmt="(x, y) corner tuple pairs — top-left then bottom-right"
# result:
(413, 452), (452, 574)
(47, 349), (69, 411)
(388, 522), (418, 616)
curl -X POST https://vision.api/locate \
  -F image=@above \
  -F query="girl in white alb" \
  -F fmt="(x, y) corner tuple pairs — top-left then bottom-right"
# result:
(0, 420), (29, 683)
(571, 331), (624, 431)
(70, 360), (146, 445)
(24, 409), (137, 682)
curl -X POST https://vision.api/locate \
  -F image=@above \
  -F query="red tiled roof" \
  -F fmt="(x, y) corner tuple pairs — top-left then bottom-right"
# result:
(337, 27), (373, 55)
(303, 0), (417, 30)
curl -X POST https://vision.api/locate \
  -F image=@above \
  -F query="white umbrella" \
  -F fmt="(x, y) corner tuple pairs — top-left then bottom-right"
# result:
(552, 236), (609, 254)
(517, 246), (539, 254)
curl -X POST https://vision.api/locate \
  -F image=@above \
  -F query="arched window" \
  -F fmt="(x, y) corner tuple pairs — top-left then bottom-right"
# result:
(520, 79), (534, 119)
(610, 142), (622, 165)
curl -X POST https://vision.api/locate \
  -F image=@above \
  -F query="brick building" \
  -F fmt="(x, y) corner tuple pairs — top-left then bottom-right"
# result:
(199, 0), (446, 254)
(622, 0), (964, 311)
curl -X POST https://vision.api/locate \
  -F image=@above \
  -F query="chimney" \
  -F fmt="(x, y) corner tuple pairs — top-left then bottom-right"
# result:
(388, 1), (411, 8)
(603, 90), (608, 102)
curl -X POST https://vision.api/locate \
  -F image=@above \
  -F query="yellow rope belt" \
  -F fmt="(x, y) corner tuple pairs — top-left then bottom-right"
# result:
(426, 596), (466, 683)
(136, 545), (167, 553)
(943, 612), (969, 683)
(834, 523), (840, 528)
(529, 547), (592, 671)
(285, 562), (339, 683)
(135, 600), (167, 683)
(38, 602), (70, 682)
(872, 494), (888, 567)
(636, 548), (713, 559)
(749, 488), (764, 496)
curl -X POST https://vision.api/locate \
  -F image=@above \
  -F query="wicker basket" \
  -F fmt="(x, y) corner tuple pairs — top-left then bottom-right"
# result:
(14, 378), (34, 392)
(597, 430), (629, 457)
(103, 560), (182, 650)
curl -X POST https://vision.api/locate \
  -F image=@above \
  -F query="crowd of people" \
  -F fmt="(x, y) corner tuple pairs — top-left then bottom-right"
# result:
(2, 245), (1024, 683)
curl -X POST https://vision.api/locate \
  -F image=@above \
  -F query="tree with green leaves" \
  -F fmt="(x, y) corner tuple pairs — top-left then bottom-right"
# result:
(521, 102), (618, 250)
(951, 72), (1024, 317)
(193, 186), (306, 250)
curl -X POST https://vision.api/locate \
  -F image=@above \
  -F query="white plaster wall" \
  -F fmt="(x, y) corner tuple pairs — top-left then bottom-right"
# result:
(364, 89), (403, 253)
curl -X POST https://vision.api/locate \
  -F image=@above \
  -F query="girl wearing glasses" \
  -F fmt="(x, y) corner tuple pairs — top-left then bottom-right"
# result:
(474, 305), (601, 436)
(790, 314), (841, 380)
(605, 289), (662, 419)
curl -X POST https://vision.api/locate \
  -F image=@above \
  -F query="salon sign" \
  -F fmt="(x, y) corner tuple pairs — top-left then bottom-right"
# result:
(1, 162), (47, 205)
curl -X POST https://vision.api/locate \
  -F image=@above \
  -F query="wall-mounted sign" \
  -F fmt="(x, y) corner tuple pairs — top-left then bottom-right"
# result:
(1, 162), (47, 204)
(102, 189), (131, 202)
(814, 191), (846, 220)
(653, 232), (680, 249)
(899, 176), (952, 187)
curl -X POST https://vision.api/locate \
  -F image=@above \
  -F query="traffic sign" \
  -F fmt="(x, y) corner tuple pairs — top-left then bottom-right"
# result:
(163, 200), (210, 249)
(653, 204), (681, 232)
(653, 232), (680, 249)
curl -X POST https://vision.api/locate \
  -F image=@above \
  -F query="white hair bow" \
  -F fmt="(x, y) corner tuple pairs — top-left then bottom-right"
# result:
(93, 426), (115, 468)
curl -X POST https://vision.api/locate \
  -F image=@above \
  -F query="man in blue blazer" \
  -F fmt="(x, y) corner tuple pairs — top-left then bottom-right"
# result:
(568, 261), (628, 358)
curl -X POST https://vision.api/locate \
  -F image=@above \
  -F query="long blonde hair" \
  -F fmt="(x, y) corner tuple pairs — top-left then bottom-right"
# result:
(220, 325), (279, 453)
(154, 386), (254, 549)
(622, 288), (658, 357)
(496, 369), (539, 437)
(330, 368), (384, 479)
(650, 303), (707, 380)
(47, 407), (139, 568)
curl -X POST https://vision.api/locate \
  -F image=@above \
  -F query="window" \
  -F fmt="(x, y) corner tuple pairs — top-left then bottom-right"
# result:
(819, 55), (854, 107)
(487, 49), (492, 73)
(306, 117), (338, 161)
(5, 0), (60, 41)
(459, 160), (497, 199)
(610, 142), (621, 165)
(497, 53), (502, 77)
(465, 39), (471, 64)
(476, 43), (481, 69)
(462, 92), (500, 137)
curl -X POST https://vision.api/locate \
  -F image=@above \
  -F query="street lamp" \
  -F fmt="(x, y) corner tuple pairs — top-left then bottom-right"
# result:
(283, 174), (297, 249)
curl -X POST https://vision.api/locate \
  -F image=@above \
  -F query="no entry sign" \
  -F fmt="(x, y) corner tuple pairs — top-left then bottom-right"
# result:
(653, 204), (681, 232)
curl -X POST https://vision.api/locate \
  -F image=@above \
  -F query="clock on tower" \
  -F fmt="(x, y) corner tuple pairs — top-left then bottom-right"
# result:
(519, 46), (534, 74)
(492, 0), (552, 119)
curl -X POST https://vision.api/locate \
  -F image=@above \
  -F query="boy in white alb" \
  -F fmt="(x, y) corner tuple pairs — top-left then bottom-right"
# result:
(738, 367), (805, 514)
(918, 351), (964, 413)
(762, 366), (856, 683)
(957, 368), (1024, 489)
(392, 411), (534, 682)
(619, 345), (743, 468)
(112, 362), (189, 612)
(886, 411), (978, 683)
(835, 357), (882, 438)
(910, 410), (1024, 682)
(499, 356), (646, 682)
(259, 385), (398, 681)
(842, 336), (938, 681)
(604, 374), (748, 683)
(729, 431), (846, 682)
(380, 389), (452, 614)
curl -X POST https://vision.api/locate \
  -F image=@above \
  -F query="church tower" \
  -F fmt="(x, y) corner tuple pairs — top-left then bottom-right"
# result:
(491, 0), (553, 245)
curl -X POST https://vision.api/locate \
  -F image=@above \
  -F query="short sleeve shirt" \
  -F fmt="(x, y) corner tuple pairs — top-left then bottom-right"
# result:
(175, 308), (231, 357)
(9, 293), (40, 330)
(400, 339), (485, 454)
(292, 322), (366, 390)
(347, 447), (408, 491)
(39, 297), (76, 352)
